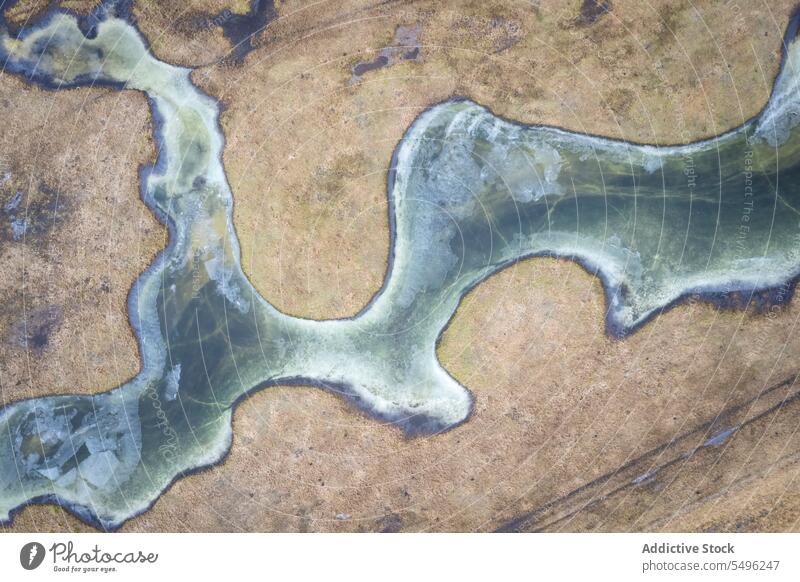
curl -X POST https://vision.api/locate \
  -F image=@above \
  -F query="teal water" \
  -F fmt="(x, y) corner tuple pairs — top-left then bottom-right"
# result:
(1, 8), (800, 528)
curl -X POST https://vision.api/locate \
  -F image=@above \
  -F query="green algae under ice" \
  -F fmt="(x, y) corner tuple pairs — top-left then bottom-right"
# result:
(2, 8), (800, 528)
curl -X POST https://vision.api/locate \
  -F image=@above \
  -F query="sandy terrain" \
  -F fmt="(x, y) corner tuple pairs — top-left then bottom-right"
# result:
(3, 0), (800, 531)
(0, 75), (165, 405)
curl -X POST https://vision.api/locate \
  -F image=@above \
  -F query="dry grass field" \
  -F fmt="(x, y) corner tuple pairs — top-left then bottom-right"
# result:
(3, 0), (799, 532)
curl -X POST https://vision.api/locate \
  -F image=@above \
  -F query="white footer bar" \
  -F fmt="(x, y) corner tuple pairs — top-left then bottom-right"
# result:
(1, 533), (798, 581)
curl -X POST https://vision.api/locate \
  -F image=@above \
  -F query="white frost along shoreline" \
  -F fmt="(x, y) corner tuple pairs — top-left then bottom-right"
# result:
(0, 13), (247, 527)
(753, 33), (800, 146)
(377, 96), (800, 337)
(1, 8), (800, 529)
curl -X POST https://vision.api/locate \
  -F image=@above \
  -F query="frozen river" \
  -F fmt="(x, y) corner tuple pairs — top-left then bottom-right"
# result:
(2, 5), (800, 528)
